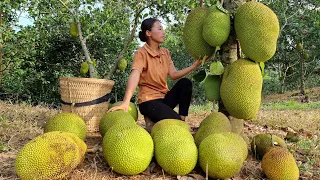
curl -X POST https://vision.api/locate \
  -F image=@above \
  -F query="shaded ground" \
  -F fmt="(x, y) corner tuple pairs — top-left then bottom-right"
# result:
(0, 87), (319, 179)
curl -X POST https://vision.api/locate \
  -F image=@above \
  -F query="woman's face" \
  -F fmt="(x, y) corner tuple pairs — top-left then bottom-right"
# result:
(148, 21), (165, 43)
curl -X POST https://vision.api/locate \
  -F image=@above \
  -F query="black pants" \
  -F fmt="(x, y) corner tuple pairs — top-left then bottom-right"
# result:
(138, 78), (192, 123)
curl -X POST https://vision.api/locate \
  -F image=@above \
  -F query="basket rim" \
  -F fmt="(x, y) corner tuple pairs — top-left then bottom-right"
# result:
(59, 77), (115, 86)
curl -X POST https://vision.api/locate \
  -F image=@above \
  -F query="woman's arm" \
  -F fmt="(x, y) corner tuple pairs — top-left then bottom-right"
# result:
(168, 58), (204, 80)
(108, 69), (141, 112)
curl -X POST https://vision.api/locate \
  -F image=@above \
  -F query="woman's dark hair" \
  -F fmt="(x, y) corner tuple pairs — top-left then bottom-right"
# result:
(138, 18), (160, 42)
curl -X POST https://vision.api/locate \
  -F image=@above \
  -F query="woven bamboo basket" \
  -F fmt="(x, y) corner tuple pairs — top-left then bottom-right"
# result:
(59, 77), (115, 133)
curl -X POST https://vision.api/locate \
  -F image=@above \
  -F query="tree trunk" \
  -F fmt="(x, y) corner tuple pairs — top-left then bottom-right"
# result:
(299, 55), (305, 95)
(218, 0), (246, 116)
(0, 10), (3, 92)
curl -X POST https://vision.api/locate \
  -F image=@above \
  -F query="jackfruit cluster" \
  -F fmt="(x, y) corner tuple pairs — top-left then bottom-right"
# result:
(182, 4), (230, 59)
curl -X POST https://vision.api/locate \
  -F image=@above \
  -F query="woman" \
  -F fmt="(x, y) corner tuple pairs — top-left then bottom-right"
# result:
(108, 18), (206, 124)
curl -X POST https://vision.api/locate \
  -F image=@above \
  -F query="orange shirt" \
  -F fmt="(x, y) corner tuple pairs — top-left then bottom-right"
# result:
(132, 43), (174, 104)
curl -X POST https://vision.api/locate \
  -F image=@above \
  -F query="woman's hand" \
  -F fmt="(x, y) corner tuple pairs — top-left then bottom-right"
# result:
(192, 56), (211, 68)
(107, 101), (129, 112)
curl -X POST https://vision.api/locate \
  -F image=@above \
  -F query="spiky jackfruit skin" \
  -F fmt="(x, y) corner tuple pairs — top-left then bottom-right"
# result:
(220, 59), (262, 120)
(195, 112), (231, 146)
(235, 2), (280, 62)
(198, 132), (248, 179)
(109, 101), (139, 121)
(204, 75), (221, 101)
(153, 125), (197, 175)
(44, 112), (87, 140)
(151, 119), (191, 138)
(102, 123), (154, 175)
(262, 147), (299, 180)
(99, 110), (136, 137)
(15, 131), (82, 180)
(251, 133), (287, 160)
(202, 6), (231, 47)
(183, 7), (215, 58)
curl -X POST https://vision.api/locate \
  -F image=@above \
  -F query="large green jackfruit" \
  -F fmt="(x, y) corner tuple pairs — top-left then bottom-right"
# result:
(183, 7), (215, 59)
(202, 6), (231, 47)
(220, 59), (262, 120)
(234, 2), (280, 62)
(204, 74), (221, 101)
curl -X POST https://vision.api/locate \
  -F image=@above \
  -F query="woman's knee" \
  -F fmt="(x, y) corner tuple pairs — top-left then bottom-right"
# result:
(178, 78), (192, 88)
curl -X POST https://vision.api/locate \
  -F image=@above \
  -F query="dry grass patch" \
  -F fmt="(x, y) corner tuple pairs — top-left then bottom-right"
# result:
(0, 100), (319, 179)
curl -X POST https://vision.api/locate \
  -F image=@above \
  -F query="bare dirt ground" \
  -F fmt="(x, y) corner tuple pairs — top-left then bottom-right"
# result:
(0, 88), (319, 179)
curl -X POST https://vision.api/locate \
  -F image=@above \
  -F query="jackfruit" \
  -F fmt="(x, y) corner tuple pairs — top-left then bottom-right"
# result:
(296, 43), (303, 51)
(182, 7), (215, 59)
(194, 112), (231, 146)
(44, 112), (87, 140)
(303, 52), (309, 59)
(210, 61), (224, 75)
(15, 131), (83, 180)
(198, 132), (248, 179)
(202, 6), (231, 47)
(234, 2), (280, 62)
(153, 125), (197, 175)
(118, 59), (127, 70)
(262, 147), (299, 180)
(251, 133), (287, 160)
(151, 119), (190, 138)
(99, 110), (136, 137)
(102, 123), (153, 175)
(220, 59), (262, 120)
(203, 74), (221, 101)
(155, 138), (197, 175)
(80, 61), (89, 74)
(108, 101), (138, 121)
(69, 22), (79, 38)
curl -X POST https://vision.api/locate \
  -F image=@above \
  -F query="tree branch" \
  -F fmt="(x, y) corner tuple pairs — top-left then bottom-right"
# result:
(104, 7), (145, 79)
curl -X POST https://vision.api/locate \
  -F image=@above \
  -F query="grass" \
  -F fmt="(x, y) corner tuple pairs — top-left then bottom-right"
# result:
(0, 87), (319, 179)
(261, 100), (320, 110)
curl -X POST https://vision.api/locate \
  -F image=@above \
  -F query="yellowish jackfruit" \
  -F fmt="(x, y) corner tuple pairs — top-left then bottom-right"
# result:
(15, 131), (83, 180)
(151, 119), (190, 138)
(153, 125), (197, 175)
(102, 123), (153, 175)
(194, 112), (231, 146)
(69, 22), (79, 38)
(262, 147), (299, 180)
(220, 59), (262, 120)
(99, 110), (136, 137)
(44, 112), (87, 140)
(235, 2), (280, 62)
(251, 133), (287, 160)
(117, 59), (127, 70)
(198, 132), (248, 179)
(108, 101), (139, 121)
(183, 7), (215, 59)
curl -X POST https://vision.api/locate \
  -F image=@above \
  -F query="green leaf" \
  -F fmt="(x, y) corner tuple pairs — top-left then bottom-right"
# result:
(209, 61), (224, 75)
(192, 70), (206, 82)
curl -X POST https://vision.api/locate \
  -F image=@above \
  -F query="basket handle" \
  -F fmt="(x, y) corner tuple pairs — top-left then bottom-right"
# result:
(61, 93), (111, 107)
